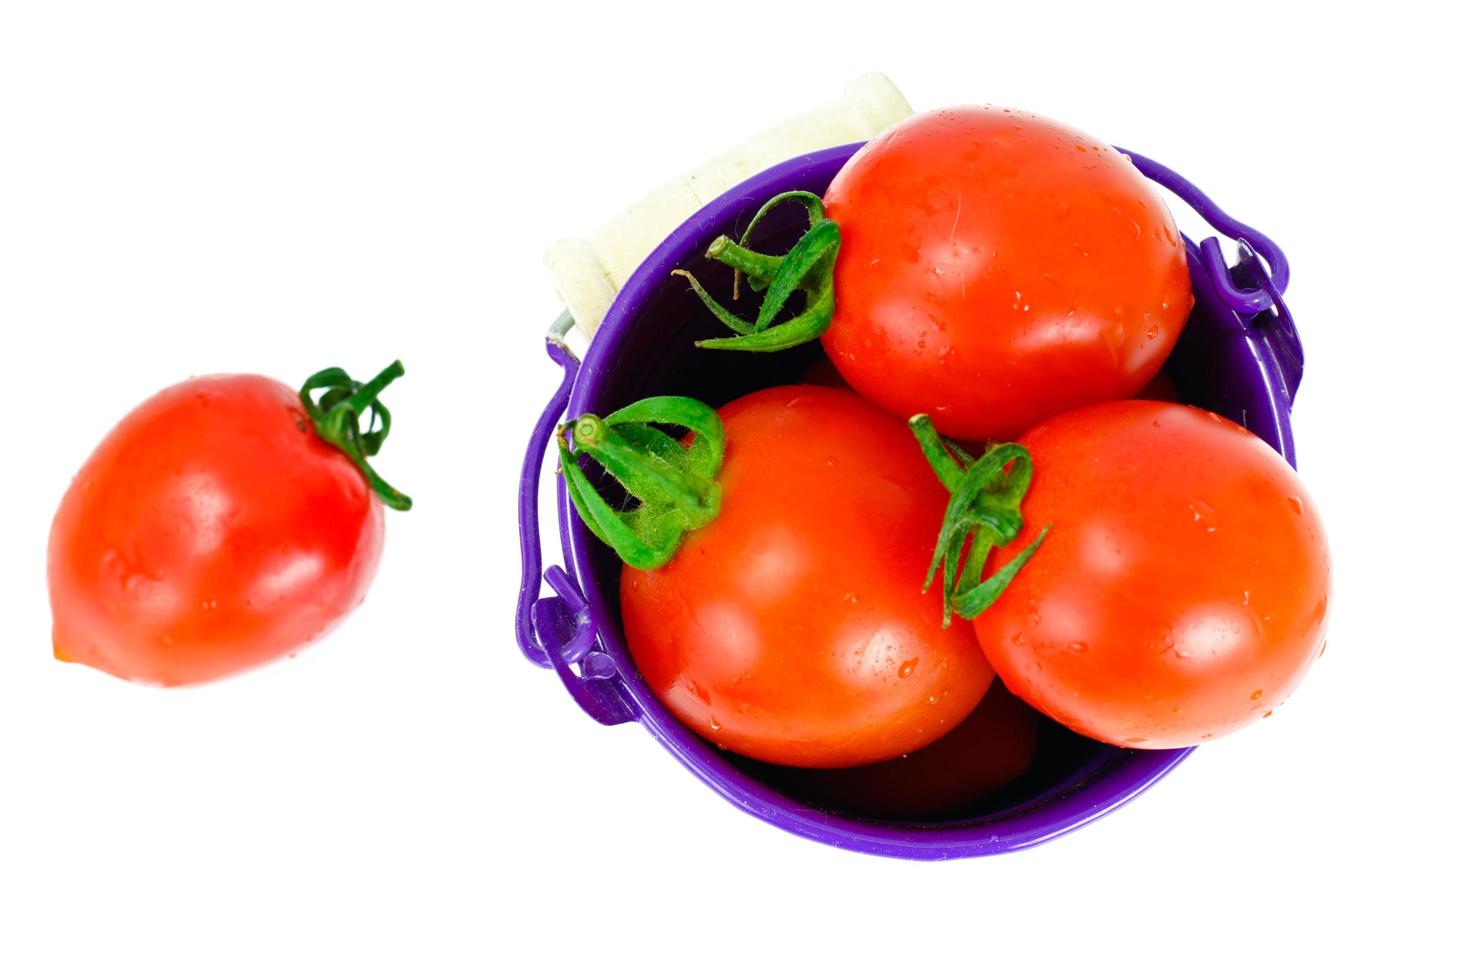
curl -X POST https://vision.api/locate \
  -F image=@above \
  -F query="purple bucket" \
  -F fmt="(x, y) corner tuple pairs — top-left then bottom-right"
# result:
(516, 141), (1302, 859)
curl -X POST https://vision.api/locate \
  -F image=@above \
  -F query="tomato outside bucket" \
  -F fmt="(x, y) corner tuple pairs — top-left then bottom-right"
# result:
(515, 142), (1303, 859)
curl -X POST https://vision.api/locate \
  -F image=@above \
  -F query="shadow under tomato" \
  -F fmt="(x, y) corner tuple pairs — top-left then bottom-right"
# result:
(727, 683), (1109, 823)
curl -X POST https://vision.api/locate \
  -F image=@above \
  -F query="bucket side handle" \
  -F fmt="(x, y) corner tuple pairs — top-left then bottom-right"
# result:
(515, 316), (640, 726)
(1124, 147), (1303, 404)
(1121, 146), (1290, 312)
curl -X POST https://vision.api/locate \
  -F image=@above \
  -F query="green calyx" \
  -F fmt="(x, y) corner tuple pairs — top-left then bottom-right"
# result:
(558, 396), (725, 570)
(672, 190), (840, 353)
(909, 416), (1049, 627)
(300, 361), (412, 511)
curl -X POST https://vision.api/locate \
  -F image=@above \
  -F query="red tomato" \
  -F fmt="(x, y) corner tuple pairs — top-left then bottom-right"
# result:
(822, 107), (1194, 440)
(787, 682), (1039, 818)
(975, 401), (1331, 748)
(49, 370), (403, 686)
(621, 385), (994, 768)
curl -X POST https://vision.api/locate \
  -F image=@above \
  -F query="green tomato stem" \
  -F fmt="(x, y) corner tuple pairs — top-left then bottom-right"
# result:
(559, 396), (725, 570)
(672, 191), (840, 353)
(300, 361), (412, 511)
(909, 415), (1047, 627)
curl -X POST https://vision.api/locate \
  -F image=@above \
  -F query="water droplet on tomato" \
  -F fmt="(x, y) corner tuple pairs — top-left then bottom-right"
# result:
(1287, 497), (1304, 515)
(898, 658), (918, 678)
(825, 456), (838, 467)
(926, 695), (939, 705)
(1069, 642), (1088, 653)
(709, 718), (722, 732)
(1264, 710), (1273, 718)
(1011, 632), (1026, 645)
(1187, 499), (1219, 532)
(1250, 689), (1263, 701)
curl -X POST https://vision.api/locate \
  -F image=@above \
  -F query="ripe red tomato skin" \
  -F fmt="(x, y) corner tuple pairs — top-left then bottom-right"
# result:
(48, 374), (384, 686)
(821, 107), (1194, 440)
(620, 385), (994, 769)
(974, 401), (1331, 749)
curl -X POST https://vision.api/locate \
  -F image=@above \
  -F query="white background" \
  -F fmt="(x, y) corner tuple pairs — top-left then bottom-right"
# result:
(1, 2), (1464, 976)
